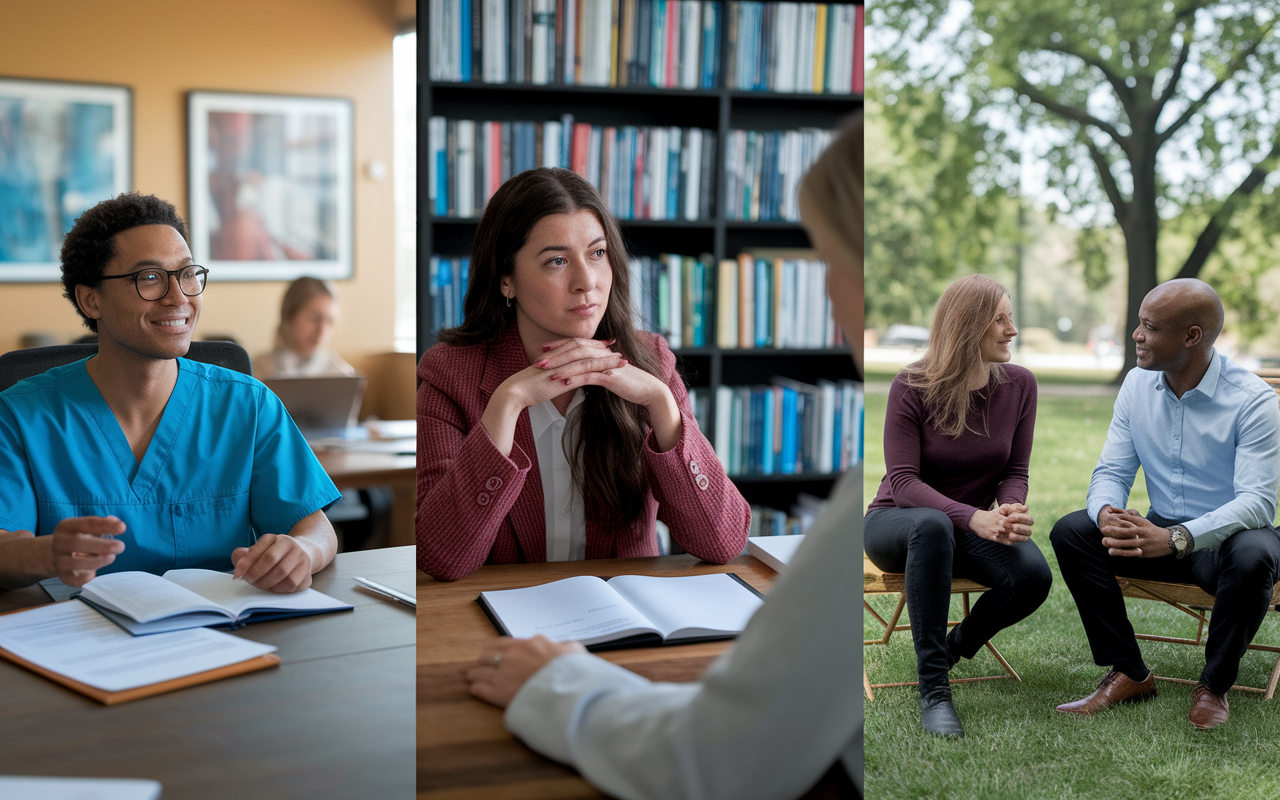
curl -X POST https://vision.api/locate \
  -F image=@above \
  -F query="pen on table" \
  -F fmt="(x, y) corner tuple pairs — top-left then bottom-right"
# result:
(353, 576), (416, 607)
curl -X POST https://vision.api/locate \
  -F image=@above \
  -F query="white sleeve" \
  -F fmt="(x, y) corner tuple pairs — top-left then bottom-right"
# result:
(505, 470), (862, 800)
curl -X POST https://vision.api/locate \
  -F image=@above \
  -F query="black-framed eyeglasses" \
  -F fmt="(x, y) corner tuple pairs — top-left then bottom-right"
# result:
(99, 266), (209, 301)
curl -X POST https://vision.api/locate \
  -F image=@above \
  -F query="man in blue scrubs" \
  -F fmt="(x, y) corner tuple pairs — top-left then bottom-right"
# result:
(0, 193), (341, 593)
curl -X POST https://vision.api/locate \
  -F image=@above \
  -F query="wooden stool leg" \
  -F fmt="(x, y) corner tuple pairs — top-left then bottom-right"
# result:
(1265, 655), (1280, 702)
(881, 595), (908, 645)
(864, 670), (875, 701)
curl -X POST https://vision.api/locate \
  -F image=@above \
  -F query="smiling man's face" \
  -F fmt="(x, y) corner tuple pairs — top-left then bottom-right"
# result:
(80, 224), (201, 361)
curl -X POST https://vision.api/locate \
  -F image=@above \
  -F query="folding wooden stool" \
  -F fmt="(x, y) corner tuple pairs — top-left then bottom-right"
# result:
(863, 557), (1020, 700)
(1116, 576), (1280, 700)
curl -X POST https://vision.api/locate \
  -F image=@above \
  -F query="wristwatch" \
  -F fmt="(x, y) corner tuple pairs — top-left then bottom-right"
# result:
(1167, 525), (1194, 559)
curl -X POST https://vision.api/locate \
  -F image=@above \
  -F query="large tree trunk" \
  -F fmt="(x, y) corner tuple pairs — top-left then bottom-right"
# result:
(1114, 137), (1161, 385)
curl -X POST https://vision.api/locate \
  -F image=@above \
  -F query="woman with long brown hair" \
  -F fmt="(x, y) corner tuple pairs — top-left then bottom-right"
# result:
(415, 168), (749, 581)
(865, 274), (1051, 738)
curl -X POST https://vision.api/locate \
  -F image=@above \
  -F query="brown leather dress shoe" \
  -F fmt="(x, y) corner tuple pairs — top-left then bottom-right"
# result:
(1189, 683), (1229, 730)
(1055, 669), (1157, 715)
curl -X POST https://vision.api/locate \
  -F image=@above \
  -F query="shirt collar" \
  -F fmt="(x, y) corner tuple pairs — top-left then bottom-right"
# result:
(1162, 348), (1220, 399)
(527, 389), (584, 439)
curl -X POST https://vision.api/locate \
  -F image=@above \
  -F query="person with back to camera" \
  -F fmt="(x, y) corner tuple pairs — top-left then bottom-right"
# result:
(415, 168), (750, 581)
(864, 274), (1052, 738)
(460, 115), (864, 800)
(254, 276), (357, 379)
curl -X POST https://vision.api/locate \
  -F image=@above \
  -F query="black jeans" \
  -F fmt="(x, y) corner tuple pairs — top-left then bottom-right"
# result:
(1050, 509), (1280, 695)
(865, 507), (1053, 696)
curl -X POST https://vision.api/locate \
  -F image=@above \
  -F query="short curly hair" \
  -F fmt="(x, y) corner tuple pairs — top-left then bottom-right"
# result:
(61, 193), (189, 332)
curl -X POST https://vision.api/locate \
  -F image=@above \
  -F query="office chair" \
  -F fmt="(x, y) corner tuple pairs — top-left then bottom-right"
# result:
(0, 341), (254, 393)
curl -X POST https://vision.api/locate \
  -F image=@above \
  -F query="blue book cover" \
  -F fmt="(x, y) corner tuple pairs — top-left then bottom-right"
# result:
(460, 0), (472, 81)
(429, 256), (442, 334)
(458, 258), (470, 326)
(761, 386), (775, 475)
(748, 388), (763, 474)
(691, 257), (704, 346)
(780, 386), (797, 474)
(652, 0), (666, 87)
(667, 133), (681, 220)
(754, 258), (768, 347)
(832, 394), (843, 473)
(438, 259), (454, 328)
(700, 3), (715, 88)
(435, 150), (448, 216)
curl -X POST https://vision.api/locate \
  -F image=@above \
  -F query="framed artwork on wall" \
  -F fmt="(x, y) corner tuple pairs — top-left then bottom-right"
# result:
(188, 91), (354, 281)
(0, 77), (132, 282)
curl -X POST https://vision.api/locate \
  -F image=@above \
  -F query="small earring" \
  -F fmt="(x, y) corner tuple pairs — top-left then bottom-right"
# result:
(505, 295), (512, 308)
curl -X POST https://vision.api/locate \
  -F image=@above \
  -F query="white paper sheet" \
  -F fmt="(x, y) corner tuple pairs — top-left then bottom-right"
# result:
(0, 601), (277, 692)
(162, 569), (351, 617)
(0, 776), (162, 800)
(607, 573), (764, 640)
(481, 576), (657, 644)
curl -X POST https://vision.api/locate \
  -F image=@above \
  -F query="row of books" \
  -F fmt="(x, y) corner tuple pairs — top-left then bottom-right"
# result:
(725, 127), (836, 222)
(690, 379), (863, 476)
(750, 493), (828, 537)
(427, 0), (862, 93)
(428, 250), (844, 350)
(426, 256), (470, 335)
(629, 253), (715, 349)
(427, 116), (718, 221)
(727, 2), (864, 94)
(428, 0), (723, 88)
(716, 253), (842, 349)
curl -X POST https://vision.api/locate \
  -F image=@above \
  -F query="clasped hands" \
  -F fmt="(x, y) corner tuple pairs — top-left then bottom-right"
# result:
(1097, 505), (1172, 558)
(968, 503), (1035, 545)
(41, 516), (313, 592)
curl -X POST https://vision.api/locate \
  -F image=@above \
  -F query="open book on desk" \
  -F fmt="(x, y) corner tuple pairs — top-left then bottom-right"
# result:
(77, 569), (353, 636)
(478, 573), (765, 651)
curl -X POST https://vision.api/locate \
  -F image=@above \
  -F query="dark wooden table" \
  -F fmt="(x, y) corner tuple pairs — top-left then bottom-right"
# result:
(315, 449), (417, 548)
(0, 546), (416, 800)
(417, 554), (777, 799)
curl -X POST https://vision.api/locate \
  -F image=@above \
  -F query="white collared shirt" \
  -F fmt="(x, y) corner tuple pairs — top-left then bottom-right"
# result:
(527, 389), (587, 562)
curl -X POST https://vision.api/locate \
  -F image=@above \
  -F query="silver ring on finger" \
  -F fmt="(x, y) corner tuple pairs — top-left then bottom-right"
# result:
(491, 653), (503, 666)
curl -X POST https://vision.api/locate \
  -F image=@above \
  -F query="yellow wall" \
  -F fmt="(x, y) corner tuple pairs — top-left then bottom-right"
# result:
(0, 0), (402, 377)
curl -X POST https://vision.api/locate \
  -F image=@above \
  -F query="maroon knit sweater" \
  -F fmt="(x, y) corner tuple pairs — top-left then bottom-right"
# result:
(867, 365), (1038, 532)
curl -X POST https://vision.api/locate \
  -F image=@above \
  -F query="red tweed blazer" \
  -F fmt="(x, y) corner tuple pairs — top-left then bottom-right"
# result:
(415, 324), (750, 580)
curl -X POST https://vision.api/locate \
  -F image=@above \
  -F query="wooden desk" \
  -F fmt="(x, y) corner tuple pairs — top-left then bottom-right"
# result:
(315, 449), (416, 548)
(0, 546), (416, 800)
(417, 554), (777, 799)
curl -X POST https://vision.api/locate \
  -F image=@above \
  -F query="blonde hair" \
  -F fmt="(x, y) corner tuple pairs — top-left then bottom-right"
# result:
(276, 276), (338, 351)
(904, 274), (1010, 438)
(798, 113), (863, 271)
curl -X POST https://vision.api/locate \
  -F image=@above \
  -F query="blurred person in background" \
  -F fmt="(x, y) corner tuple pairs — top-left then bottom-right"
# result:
(255, 277), (356, 379)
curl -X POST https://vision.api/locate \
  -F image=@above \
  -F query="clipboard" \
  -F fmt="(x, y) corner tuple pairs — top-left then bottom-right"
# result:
(0, 604), (281, 705)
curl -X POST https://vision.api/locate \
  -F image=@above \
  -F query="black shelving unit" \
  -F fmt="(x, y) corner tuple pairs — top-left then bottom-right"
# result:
(417, 0), (863, 513)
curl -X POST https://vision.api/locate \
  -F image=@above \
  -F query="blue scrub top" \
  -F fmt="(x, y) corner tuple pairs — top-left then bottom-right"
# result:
(0, 357), (341, 574)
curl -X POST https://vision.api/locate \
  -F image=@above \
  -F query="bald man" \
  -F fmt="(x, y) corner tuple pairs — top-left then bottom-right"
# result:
(1049, 279), (1280, 729)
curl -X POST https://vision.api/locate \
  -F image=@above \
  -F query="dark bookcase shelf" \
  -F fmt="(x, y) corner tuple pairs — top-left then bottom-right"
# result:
(418, 0), (864, 514)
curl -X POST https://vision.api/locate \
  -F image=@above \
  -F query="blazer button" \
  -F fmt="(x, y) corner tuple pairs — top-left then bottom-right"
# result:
(485, 477), (503, 491)
(695, 474), (710, 491)
(477, 492), (491, 506)
(689, 460), (700, 476)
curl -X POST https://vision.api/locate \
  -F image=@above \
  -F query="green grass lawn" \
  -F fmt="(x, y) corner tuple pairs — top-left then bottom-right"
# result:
(862, 386), (1280, 800)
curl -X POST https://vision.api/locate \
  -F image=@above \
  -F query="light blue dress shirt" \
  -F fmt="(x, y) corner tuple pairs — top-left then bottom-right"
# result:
(0, 357), (341, 574)
(1087, 350), (1280, 550)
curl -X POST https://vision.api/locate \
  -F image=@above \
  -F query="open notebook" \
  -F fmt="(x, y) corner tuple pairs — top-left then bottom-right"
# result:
(478, 573), (765, 650)
(77, 569), (353, 635)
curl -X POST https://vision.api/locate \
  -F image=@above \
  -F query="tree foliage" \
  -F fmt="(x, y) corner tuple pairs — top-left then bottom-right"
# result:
(871, 0), (1280, 376)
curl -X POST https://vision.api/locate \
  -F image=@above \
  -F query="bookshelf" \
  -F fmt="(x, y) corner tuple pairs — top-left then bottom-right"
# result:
(417, 0), (864, 522)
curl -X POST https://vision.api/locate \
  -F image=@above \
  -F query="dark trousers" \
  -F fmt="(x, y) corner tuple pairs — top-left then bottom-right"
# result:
(1050, 508), (1280, 695)
(865, 507), (1053, 695)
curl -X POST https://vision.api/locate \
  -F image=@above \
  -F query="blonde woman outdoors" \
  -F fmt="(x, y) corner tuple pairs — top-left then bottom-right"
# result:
(864, 274), (1051, 738)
